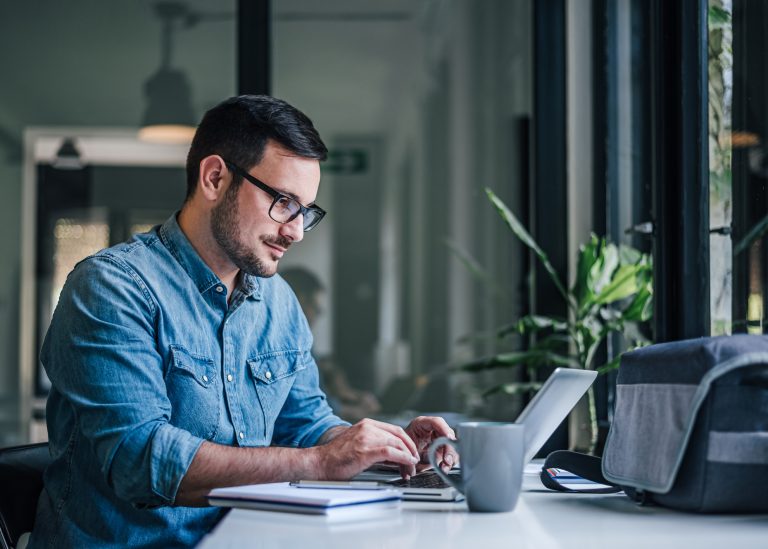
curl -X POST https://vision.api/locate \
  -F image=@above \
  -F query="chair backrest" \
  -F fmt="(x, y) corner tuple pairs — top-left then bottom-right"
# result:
(0, 443), (51, 549)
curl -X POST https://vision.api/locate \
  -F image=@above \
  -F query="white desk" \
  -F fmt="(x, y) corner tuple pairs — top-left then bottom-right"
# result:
(198, 472), (768, 548)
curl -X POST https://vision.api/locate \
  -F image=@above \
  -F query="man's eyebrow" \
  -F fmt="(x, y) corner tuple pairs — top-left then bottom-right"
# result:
(275, 187), (300, 200)
(274, 186), (316, 207)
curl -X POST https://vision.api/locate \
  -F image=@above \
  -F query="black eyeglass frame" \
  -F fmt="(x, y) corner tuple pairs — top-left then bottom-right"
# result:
(224, 160), (326, 232)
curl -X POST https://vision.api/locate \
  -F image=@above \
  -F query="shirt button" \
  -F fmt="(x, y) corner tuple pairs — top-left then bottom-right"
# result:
(265, 371), (272, 380)
(227, 374), (233, 382)
(239, 432), (244, 439)
(202, 375), (209, 382)
(215, 286), (224, 293)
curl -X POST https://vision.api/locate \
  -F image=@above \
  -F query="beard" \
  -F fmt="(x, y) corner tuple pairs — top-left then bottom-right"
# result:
(210, 182), (290, 278)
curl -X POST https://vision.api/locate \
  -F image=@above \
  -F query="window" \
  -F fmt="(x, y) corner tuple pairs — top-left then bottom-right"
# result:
(709, 0), (768, 336)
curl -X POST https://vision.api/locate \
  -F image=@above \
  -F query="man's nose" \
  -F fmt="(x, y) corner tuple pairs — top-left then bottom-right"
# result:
(279, 214), (304, 243)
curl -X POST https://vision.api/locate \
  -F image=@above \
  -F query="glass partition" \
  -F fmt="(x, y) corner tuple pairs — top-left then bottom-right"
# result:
(0, 0), (235, 443)
(272, 0), (534, 423)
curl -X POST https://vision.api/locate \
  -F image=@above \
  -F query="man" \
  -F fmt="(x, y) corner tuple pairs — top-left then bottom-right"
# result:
(29, 95), (456, 548)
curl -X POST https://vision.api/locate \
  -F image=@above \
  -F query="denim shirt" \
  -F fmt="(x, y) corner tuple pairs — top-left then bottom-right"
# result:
(29, 215), (347, 548)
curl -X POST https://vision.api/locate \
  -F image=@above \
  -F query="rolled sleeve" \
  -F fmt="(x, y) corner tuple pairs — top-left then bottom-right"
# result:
(42, 255), (195, 506)
(109, 422), (204, 507)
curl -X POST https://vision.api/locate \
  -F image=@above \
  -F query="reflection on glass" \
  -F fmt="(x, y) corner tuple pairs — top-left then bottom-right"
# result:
(51, 218), (110, 316)
(709, 0), (768, 335)
(709, 0), (733, 335)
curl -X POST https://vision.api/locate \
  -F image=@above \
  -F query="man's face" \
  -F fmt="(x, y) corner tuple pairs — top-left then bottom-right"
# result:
(210, 141), (321, 277)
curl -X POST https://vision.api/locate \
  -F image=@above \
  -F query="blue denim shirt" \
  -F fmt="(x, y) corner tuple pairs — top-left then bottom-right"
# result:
(29, 215), (347, 548)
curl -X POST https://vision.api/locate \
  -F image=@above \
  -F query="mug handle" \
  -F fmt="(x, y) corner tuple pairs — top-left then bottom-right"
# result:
(427, 436), (463, 493)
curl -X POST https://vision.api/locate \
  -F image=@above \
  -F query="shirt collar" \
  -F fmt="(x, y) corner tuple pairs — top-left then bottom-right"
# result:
(159, 213), (262, 300)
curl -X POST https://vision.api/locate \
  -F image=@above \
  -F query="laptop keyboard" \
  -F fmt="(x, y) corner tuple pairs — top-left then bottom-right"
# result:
(388, 471), (457, 489)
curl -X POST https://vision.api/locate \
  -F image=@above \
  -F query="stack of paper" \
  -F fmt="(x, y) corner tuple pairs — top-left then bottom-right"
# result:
(208, 482), (402, 519)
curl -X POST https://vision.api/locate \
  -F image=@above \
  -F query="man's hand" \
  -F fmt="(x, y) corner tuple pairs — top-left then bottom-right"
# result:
(313, 418), (420, 480)
(403, 416), (458, 476)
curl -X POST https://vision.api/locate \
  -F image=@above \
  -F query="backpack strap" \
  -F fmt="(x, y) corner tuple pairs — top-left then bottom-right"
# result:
(540, 450), (623, 494)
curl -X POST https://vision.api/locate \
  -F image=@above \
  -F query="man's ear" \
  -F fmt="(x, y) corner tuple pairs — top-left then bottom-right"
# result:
(197, 155), (229, 201)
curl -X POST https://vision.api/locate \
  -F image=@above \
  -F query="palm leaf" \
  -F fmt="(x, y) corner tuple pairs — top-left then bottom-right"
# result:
(595, 354), (622, 374)
(592, 264), (641, 305)
(572, 234), (600, 307)
(485, 188), (575, 310)
(456, 349), (579, 372)
(445, 238), (499, 292)
(589, 241), (619, 295)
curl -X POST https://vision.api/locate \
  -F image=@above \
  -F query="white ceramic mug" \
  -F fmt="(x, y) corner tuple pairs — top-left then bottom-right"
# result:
(428, 422), (524, 512)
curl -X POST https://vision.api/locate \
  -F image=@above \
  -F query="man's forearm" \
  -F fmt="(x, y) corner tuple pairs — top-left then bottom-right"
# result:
(176, 441), (322, 506)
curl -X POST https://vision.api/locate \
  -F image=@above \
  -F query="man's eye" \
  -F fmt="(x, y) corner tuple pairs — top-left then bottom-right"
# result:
(276, 197), (298, 213)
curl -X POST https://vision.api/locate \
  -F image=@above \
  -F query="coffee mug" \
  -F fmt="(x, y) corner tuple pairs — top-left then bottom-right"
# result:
(428, 422), (524, 512)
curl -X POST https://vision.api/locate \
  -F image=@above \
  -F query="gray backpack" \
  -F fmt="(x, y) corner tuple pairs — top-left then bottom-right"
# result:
(542, 335), (768, 512)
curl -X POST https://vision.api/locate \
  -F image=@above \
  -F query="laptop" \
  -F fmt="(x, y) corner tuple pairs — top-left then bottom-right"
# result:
(367, 367), (597, 501)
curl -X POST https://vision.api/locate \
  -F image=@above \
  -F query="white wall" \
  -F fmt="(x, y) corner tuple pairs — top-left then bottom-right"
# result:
(567, 0), (594, 284)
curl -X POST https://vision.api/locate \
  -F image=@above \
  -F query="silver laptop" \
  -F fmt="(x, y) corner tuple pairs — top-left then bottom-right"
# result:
(369, 367), (597, 501)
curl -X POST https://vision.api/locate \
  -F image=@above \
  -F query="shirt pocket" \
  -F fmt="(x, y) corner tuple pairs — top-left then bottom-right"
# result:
(247, 350), (307, 437)
(166, 344), (220, 440)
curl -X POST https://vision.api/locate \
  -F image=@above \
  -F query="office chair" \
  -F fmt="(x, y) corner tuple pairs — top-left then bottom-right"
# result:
(0, 443), (50, 549)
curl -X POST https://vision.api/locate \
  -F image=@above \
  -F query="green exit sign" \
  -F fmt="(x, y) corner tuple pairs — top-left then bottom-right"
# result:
(323, 149), (368, 174)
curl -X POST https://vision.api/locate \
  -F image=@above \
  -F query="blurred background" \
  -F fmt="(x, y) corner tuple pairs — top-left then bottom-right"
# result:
(0, 0), (764, 452)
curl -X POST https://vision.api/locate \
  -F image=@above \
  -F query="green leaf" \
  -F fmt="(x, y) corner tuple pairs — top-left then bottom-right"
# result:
(530, 333), (573, 351)
(589, 241), (619, 296)
(621, 284), (653, 322)
(708, 5), (730, 29)
(592, 264), (640, 305)
(514, 314), (569, 334)
(618, 244), (642, 266)
(445, 239), (492, 286)
(595, 354), (622, 374)
(572, 234), (600, 306)
(482, 382), (542, 398)
(455, 349), (579, 372)
(485, 188), (574, 310)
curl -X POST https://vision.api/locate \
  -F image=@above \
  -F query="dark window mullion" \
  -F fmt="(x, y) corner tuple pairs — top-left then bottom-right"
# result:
(237, 0), (270, 95)
(651, 0), (710, 342)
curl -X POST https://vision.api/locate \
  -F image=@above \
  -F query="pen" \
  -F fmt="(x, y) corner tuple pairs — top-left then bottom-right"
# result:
(290, 480), (387, 490)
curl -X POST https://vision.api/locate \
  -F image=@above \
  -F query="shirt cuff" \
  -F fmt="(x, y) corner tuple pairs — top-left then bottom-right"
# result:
(108, 422), (204, 508)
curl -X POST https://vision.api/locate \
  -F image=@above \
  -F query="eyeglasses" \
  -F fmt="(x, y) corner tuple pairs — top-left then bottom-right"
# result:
(224, 160), (326, 232)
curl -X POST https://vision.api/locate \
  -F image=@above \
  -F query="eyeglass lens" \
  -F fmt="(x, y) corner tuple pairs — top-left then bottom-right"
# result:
(270, 196), (323, 231)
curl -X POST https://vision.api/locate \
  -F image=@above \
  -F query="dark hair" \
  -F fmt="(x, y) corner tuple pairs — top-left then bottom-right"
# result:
(280, 267), (324, 301)
(185, 95), (328, 200)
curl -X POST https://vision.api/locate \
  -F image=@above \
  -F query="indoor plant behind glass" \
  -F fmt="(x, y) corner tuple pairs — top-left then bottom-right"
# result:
(455, 188), (653, 453)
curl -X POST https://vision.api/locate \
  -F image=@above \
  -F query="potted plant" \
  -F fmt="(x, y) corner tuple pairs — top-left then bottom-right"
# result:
(455, 188), (653, 453)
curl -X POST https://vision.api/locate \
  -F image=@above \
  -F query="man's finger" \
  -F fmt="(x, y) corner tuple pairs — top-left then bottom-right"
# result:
(362, 419), (419, 458)
(378, 446), (418, 474)
(429, 438), (459, 471)
(411, 416), (455, 439)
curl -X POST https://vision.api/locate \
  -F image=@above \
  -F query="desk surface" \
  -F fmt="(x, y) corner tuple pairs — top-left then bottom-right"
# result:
(199, 471), (768, 548)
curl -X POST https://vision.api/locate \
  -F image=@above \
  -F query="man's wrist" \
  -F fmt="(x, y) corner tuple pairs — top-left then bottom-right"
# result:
(301, 445), (326, 480)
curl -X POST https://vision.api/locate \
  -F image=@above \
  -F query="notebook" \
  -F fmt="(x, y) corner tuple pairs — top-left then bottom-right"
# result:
(208, 482), (401, 520)
(365, 367), (597, 501)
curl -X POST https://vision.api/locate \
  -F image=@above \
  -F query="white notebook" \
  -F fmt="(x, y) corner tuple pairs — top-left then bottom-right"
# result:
(208, 482), (402, 519)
